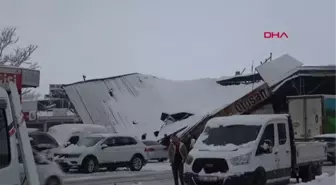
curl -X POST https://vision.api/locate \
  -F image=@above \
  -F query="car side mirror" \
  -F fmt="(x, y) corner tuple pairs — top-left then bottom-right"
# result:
(101, 144), (108, 150)
(259, 139), (273, 154)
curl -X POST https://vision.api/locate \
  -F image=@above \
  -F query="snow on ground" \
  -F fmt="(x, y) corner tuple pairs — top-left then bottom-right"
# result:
(64, 73), (263, 140)
(64, 164), (335, 185)
(65, 161), (171, 179)
(292, 174), (335, 185)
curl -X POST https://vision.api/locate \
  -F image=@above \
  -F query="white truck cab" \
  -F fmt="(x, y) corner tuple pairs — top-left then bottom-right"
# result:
(184, 114), (327, 185)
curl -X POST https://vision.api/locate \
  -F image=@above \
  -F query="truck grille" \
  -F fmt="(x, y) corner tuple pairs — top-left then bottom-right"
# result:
(192, 158), (229, 174)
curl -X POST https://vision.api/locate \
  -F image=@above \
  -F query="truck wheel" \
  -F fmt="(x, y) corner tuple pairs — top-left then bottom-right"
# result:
(252, 168), (266, 185)
(82, 156), (98, 173)
(301, 165), (314, 182)
(314, 164), (322, 176)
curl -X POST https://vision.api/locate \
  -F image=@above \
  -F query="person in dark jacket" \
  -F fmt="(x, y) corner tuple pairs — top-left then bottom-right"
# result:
(168, 135), (188, 185)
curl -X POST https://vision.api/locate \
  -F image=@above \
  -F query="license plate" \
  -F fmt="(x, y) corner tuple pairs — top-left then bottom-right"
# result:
(198, 176), (218, 181)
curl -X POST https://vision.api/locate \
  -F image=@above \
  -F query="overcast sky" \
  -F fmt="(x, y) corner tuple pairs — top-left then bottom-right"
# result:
(0, 0), (334, 94)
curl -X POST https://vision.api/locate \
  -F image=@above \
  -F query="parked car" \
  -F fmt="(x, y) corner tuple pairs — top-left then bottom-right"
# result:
(54, 133), (148, 173)
(143, 140), (168, 162)
(313, 134), (336, 165)
(18, 147), (64, 185)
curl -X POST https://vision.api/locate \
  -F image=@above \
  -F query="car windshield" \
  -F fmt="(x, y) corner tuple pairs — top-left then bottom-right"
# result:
(200, 125), (261, 146)
(77, 137), (104, 147)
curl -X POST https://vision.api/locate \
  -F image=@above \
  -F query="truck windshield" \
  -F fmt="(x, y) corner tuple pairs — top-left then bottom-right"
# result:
(201, 125), (261, 146)
(77, 136), (104, 147)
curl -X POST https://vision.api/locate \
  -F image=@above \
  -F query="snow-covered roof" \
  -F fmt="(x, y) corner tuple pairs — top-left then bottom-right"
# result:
(63, 73), (263, 140)
(206, 114), (289, 128)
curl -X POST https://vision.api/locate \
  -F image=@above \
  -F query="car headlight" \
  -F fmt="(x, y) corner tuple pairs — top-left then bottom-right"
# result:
(185, 155), (194, 165)
(230, 152), (251, 166)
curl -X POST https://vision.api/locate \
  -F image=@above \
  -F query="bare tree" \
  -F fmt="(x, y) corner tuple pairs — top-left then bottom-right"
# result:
(0, 27), (40, 100)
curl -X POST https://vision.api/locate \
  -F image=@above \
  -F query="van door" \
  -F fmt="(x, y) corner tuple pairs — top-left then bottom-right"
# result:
(0, 106), (21, 185)
(255, 123), (278, 182)
(275, 122), (292, 180)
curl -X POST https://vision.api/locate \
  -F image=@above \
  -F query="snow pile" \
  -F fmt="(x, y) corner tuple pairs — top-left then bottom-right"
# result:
(64, 74), (263, 140)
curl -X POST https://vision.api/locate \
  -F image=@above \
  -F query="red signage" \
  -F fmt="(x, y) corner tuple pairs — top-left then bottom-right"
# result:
(22, 112), (29, 121)
(0, 72), (23, 94)
(264, 32), (289, 39)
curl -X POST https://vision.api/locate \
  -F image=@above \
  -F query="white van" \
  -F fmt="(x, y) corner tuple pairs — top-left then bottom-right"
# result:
(184, 114), (327, 185)
(48, 124), (110, 147)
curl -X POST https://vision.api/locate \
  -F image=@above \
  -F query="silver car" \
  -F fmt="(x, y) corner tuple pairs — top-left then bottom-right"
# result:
(143, 140), (168, 162)
(313, 134), (336, 165)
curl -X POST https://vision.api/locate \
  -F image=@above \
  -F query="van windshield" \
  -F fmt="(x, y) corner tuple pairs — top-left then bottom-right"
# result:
(77, 137), (104, 147)
(200, 125), (261, 146)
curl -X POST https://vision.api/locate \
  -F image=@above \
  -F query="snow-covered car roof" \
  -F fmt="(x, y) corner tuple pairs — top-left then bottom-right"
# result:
(206, 114), (289, 128)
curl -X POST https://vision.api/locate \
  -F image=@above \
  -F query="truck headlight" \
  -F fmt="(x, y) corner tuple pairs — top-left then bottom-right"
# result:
(230, 153), (251, 166)
(185, 155), (194, 165)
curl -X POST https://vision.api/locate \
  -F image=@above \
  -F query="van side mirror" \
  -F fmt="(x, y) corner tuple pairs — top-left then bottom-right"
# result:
(101, 144), (108, 150)
(259, 139), (273, 154)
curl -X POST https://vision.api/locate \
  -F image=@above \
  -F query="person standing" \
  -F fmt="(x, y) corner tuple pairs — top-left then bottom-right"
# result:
(168, 135), (188, 185)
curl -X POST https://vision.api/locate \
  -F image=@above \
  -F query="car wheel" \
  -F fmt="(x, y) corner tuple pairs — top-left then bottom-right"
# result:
(82, 157), (98, 173)
(130, 155), (144, 171)
(45, 176), (60, 185)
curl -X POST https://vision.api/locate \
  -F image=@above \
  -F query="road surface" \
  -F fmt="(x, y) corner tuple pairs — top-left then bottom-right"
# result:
(64, 163), (335, 185)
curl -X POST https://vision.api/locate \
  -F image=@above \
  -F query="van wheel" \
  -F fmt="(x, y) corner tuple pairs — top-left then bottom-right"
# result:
(130, 155), (144, 171)
(82, 156), (98, 173)
(45, 176), (61, 185)
(252, 168), (266, 185)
